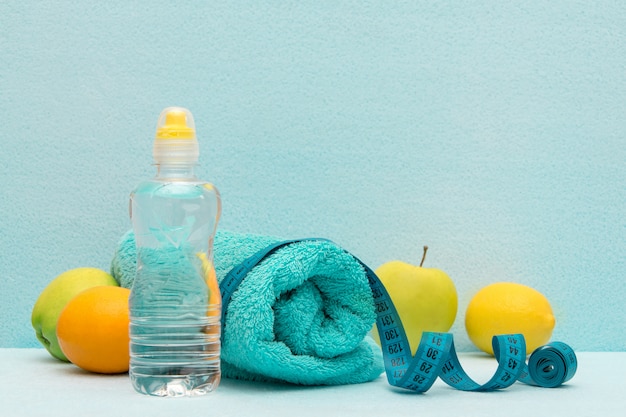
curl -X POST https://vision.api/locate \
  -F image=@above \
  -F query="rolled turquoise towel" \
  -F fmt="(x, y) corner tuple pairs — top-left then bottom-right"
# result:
(111, 230), (384, 385)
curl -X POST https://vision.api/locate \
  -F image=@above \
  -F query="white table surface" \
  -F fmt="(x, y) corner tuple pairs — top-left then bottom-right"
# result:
(1, 349), (623, 417)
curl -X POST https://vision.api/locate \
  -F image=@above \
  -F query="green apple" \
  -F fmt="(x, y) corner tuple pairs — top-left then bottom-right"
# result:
(371, 246), (457, 354)
(31, 267), (118, 361)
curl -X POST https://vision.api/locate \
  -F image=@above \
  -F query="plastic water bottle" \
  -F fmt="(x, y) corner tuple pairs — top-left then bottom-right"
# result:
(129, 107), (222, 397)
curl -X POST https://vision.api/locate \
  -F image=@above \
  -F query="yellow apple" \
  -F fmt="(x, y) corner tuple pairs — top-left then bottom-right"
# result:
(31, 267), (119, 361)
(371, 246), (457, 354)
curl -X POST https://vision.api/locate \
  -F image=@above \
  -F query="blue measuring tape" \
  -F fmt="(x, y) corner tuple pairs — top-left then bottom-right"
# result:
(219, 239), (577, 392)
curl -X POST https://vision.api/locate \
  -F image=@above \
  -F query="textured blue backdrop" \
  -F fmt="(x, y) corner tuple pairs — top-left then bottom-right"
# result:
(1, 1), (625, 352)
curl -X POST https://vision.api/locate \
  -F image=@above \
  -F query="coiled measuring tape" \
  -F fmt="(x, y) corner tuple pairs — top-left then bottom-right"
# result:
(219, 239), (577, 392)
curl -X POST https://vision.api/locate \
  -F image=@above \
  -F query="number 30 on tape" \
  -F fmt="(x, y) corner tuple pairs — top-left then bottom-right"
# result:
(366, 263), (578, 392)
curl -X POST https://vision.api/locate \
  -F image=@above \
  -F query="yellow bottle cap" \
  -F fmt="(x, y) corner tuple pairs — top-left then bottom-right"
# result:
(156, 108), (196, 139)
(153, 107), (199, 163)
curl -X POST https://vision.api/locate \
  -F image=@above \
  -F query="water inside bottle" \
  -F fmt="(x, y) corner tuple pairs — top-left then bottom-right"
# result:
(129, 180), (221, 397)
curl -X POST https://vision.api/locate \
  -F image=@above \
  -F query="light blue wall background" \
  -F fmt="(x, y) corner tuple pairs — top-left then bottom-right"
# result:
(1, 1), (624, 352)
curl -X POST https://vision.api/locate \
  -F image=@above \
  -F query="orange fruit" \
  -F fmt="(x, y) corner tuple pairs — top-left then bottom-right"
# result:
(57, 286), (131, 374)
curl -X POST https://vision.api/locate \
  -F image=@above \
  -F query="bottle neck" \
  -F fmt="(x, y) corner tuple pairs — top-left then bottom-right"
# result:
(155, 162), (197, 180)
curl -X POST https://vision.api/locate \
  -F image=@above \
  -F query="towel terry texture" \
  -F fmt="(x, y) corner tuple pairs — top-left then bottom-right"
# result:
(111, 230), (384, 385)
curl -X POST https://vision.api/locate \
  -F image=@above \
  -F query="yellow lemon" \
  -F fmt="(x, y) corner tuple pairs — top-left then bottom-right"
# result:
(465, 282), (555, 355)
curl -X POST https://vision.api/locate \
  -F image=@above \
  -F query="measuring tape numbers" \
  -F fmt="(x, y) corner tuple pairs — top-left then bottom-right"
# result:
(219, 239), (577, 392)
